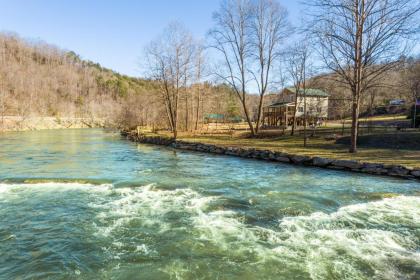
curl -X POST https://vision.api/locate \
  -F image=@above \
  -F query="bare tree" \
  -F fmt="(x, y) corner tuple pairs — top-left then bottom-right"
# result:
(183, 62), (190, 131)
(287, 41), (311, 142)
(251, 0), (289, 133)
(194, 43), (206, 131)
(145, 22), (194, 138)
(307, 0), (419, 153)
(209, 0), (256, 136)
(0, 76), (5, 130)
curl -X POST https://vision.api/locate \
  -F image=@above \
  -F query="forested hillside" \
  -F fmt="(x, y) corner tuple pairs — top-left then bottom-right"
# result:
(0, 33), (241, 130)
(0, 33), (165, 128)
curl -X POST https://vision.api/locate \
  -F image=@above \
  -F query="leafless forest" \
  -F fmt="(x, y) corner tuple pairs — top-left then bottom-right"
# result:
(0, 32), (244, 130)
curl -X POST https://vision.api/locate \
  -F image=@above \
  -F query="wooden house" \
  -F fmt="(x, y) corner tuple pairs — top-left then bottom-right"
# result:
(262, 87), (330, 128)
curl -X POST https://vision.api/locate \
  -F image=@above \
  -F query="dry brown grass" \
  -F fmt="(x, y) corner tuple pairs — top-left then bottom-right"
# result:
(148, 129), (420, 169)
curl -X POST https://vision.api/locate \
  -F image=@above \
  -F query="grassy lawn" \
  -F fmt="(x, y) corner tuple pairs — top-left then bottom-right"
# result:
(137, 116), (420, 169)
(346, 114), (407, 122)
(177, 134), (420, 168)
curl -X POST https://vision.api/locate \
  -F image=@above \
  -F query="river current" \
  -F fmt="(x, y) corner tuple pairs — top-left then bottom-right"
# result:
(0, 129), (419, 279)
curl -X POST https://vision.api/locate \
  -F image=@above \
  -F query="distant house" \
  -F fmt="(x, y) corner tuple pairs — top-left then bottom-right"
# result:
(262, 87), (330, 128)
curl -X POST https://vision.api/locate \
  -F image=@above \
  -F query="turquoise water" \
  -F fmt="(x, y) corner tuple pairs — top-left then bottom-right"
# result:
(0, 129), (419, 279)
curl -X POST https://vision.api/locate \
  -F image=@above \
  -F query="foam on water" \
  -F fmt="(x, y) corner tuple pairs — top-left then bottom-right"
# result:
(190, 195), (420, 279)
(91, 184), (215, 237)
(0, 181), (113, 195)
(1, 180), (419, 279)
(275, 196), (420, 279)
(90, 183), (419, 278)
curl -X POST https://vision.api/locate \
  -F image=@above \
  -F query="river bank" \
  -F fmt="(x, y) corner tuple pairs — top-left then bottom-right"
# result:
(0, 116), (106, 132)
(122, 130), (420, 181)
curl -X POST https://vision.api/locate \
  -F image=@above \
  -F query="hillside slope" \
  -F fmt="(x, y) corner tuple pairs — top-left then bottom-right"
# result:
(0, 33), (162, 130)
(0, 33), (244, 132)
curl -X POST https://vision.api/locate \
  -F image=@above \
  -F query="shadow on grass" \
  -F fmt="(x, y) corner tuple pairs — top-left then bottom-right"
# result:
(181, 133), (420, 168)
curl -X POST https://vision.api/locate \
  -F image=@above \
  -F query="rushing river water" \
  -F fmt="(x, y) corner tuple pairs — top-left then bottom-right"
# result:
(0, 129), (419, 280)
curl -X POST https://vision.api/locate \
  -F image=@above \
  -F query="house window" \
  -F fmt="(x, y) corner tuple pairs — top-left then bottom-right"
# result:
(298, 107), (304, 112)
(317, 107), (322, 113)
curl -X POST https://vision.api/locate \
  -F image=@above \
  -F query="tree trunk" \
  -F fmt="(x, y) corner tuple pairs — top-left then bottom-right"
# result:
(291, 91), (298, 136)
(0, 79), (4, 131)
(349, 92), (360, 153)
(303, 92), (307, 147)
(242, 101), (255, 136)
(173, 87), (179, 139)
(413, 96), (417, 128)
(195, 85), (200, 131)
(172, 102), (178, 139)
(185, 92), (189, 131)
(255, 95), (264, 134)
(240, 78), (255, 136)
(350, 0), (363, 153)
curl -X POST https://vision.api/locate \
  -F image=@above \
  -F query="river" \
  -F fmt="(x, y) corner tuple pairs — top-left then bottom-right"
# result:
(0, 129), (419, 279)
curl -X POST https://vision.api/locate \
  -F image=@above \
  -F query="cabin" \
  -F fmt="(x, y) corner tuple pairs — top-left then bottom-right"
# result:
(262, 87), (330, 128)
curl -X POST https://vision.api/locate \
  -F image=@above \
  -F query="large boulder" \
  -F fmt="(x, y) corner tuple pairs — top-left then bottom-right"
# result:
(268, 151), (277, 161)
(386, 165), (410, 177)
(290, 155), (312, 165)
(331, 159), (362, 170)
(212, 146), (226, 154)
(258, 150), (271, 160)
(275, 156), (290, 163)
(360, 163), (388, 175)
(410, 169), (420, 178)
(239, 149), (252, 157)
(312, 157), (332, 167)
(225, 147), (240, 156)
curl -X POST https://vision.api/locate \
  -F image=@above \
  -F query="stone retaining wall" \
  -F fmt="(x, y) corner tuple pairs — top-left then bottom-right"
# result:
(122, 131), (420, 181)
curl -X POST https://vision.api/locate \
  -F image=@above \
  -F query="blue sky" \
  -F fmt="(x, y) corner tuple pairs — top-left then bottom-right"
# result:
(0, 0), (303, 77)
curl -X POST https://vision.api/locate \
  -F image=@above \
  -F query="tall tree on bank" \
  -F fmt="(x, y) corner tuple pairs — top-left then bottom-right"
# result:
(287, 42), (311, 143)
(194, 43), (206, 131)
(251, 0), (289, 133)
(307, 0), (419, 153)
(210, 0), (289, 135)
(145, 22), (194, 139)
(209, 0), (256, 136)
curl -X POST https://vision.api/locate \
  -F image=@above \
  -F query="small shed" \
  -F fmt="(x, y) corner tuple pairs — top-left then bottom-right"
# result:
(204, 114), (225, 123)
(204, 114), (243, 124)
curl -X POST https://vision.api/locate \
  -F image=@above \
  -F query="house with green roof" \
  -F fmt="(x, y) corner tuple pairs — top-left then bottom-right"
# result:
(262, 87), (330, 128)
(282, 87), (330, 118)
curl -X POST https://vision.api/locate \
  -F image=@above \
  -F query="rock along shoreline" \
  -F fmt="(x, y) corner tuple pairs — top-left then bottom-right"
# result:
(121, 131), (420, 181)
